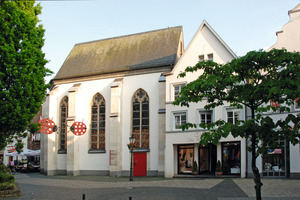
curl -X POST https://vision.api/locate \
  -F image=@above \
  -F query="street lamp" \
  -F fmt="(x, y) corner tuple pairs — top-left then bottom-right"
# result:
(128, 135), (136, 181)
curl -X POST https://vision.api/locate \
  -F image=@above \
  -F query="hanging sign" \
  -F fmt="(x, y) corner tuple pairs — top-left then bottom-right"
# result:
(38, 118), (57, 134)
(70, 121), (87, 136)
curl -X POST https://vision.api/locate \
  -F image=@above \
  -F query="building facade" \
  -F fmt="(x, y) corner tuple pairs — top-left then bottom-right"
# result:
(40, 27), (184, 176)
(246, 3), (300, 179)
(40, 4), (299, 178)
(164, 21), (247, 178)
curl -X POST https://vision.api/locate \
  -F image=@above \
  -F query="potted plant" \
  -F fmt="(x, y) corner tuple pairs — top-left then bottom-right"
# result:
(192, 161), (198, 175)
(215, 160), (223, 176)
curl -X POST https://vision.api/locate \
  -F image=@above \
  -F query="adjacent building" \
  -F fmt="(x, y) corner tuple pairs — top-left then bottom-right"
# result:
(247, 3), (300, 178)
(164, 20), (246, 178)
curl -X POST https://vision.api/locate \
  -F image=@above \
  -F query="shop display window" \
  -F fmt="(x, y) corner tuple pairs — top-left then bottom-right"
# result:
(262, 140), (288, 177)
(222, 142), (241, 175)
(178, 145), (194, 174)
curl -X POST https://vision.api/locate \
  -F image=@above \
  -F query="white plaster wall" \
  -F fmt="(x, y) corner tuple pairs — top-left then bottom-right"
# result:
(74, 79), (113, 171)
(121, 73), (161, 172)
(268, 5), (300, 52)
(165, 21), (240, 177)
(46, 79), (115, 172)
(166, 24), (235, 102)
(290, 144), (300, 173)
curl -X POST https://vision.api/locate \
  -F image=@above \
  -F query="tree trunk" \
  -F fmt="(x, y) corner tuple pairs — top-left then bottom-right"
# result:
(251, 108), (263, 200)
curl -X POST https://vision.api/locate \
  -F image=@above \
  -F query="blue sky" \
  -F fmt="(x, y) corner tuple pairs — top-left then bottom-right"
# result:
(37, 0), (298, 82)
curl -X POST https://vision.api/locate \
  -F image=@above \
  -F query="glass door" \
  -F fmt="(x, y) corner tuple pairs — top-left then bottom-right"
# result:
(199, 143), (216, 174)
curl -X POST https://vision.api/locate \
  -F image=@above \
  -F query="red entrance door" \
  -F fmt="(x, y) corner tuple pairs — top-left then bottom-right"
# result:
(133, 152), (147, 176)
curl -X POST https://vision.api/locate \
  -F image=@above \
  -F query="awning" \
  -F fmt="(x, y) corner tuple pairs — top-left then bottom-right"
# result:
(5, 149), (40, 157)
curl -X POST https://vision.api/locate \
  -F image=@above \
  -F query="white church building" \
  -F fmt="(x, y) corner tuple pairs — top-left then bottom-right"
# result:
(41, 26), (184, 176)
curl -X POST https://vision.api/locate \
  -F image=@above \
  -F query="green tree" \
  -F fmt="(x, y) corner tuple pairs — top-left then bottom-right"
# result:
(174, 49), (300, 200)
(0, 1), (52, 149)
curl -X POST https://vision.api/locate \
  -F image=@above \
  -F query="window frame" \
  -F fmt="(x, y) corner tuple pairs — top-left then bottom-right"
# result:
(89, 93), (106, 153)
(207, 53), (213, 61)
(172, 82), (186, 101)
(226, 109), (240, 125)
(198, 109), (214, 128)
(58, 96), (68, 154)
(132, 89), (150, 149)
(198, 54), (204, 62)
(173, 111), (187, 130)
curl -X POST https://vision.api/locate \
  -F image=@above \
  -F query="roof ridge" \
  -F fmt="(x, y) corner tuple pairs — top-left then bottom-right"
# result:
(75, 26), (183, 46)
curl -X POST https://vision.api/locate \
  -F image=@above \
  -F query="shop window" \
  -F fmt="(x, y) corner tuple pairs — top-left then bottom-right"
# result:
(222, 142), (241, 175)
(59, 96), (68, 153)
(90, 93), (106, 151)
(178, 145), (194, 174)
(262, 140), (288, 177)
(227, 110), (240, 125)
(173, 112), (187, 130)
(132, 89), (149, 149)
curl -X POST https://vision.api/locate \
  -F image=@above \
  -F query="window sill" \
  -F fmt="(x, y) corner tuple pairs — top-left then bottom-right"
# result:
(58, 149), (67, 154)
(88, 149), (106, 154)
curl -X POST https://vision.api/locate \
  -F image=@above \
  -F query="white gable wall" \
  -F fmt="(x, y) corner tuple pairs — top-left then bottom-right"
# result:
(165, 21), (246, 178)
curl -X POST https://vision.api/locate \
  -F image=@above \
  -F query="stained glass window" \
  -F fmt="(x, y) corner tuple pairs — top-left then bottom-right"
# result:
(60, 96), (68, 152)
(132, 89), (149, 149)
(91, 93), (106, 150)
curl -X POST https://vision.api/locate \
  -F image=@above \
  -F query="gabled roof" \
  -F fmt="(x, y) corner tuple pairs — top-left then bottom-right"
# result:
(53, 26), (183, 81)
(188, 20), (236, 59)
(170, 20), (236, 74)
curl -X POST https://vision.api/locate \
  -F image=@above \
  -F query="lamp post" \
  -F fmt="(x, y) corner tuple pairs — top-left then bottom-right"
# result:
(128, 135), (135, 181)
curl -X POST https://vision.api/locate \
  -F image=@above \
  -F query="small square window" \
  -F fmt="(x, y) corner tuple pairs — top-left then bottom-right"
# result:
(208, 53), (213, 61)
(174, 112), (187, 130)
(199, 55), (204, 62)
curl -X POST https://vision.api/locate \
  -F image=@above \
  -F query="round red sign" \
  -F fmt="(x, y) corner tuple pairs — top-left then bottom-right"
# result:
(38, 118), (57, 134)
(70, 122), (87, 136)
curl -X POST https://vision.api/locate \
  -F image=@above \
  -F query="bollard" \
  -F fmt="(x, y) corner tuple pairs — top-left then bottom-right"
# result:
(82, 194), (85, 200)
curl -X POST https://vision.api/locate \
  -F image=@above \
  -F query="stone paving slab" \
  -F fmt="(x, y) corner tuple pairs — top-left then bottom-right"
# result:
(233, 178), (300, 198)
(4, 173), (300, 200)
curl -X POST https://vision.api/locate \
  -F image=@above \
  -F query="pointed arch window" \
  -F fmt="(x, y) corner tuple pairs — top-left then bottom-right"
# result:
(132, 89), (149, 149)
(90, 93), (106, 151)
(59, 96), (68, 153)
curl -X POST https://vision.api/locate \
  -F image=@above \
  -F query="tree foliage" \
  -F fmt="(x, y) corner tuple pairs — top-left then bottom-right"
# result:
(174, 49), (300, 200)
(0, 1), (52, 148)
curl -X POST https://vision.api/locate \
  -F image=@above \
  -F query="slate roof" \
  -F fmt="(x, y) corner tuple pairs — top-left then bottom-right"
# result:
(53, 26), (183, 81)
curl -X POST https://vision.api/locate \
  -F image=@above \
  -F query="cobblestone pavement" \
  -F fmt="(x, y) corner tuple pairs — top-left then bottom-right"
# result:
(2, 173), (300, 200)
